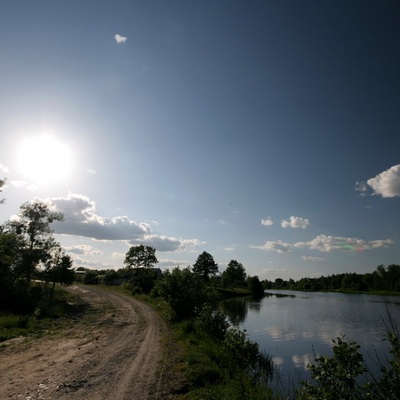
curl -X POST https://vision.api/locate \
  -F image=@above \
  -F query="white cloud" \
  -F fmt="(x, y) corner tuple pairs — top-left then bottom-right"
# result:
(10, 180), (37, 191)
(46, 193), (202, 252)
(261, 217), (274, 226)
(49, 193), (151, 240)
(0, 163), (9, 173)
(111, 252), (125, 259)
(294, 234), (393, 252)
(281, 216), (309, 229)
(158, 258), (190, 269)
(129, 235), (203, 252)
(367, 164), (400, 198)
(86, 168), (96, 175)
(251, 240), (292, 253)
(65, 245), (102, 255)
(114, 34), (127, 44)
(301, 255), (324, 262)
(73, 257), (116, 270)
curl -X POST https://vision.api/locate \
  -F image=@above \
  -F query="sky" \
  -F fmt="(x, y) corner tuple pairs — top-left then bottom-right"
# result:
(0, 0), (399, 281)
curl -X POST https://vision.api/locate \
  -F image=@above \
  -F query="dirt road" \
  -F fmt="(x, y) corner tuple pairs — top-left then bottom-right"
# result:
(0, 286), (185, 400)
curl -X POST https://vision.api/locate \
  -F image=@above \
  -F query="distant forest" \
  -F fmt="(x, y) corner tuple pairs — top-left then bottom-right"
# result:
(262, 264), (400, 293)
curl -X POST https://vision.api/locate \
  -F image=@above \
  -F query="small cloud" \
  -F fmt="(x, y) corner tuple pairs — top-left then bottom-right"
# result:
(367, 164), (400, 198)
(301, 255), (324, 262)
(111, 252), (125, 259)
(224, 247), (235, 251)
(281, 216), (309, 229)
(294, 234), (393, 253)
(65, 245), (102, 255)
(261, 217), (274, 226)
(355, 181), (368, 197)
(114, 34), (127, 44)
(10, 180), (37, 191)
(250, 240), (292, 253)
(86, 168), (96, 175)
(158, 259), (190, 269)
(73, 257), (116, 270)
(0, 163), (9, 173)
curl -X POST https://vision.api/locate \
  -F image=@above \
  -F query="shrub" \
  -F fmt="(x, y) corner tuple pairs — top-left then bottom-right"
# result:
(151, 267), (208, 321)
(194, 304), (229, 342)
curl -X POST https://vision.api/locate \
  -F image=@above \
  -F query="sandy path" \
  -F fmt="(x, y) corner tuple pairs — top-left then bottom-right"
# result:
(0, 286), (183, 400)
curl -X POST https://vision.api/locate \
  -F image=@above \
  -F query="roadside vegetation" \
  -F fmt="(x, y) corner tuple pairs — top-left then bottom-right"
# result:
(0, 178), (76, 341)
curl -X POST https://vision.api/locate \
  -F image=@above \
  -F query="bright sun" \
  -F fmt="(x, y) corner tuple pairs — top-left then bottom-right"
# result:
(17, 135), (73, 184)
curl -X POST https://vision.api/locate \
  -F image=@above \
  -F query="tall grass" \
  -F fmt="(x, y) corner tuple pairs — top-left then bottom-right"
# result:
(0, 286), (84, 343)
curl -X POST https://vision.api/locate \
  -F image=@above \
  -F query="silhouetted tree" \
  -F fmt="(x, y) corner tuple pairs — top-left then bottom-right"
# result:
(192, 251), (218, 281)
(7, 201), (64, 293)
(222, 260), (246, 288)
(124, 245), (159, 293)
(247, 276), (265, 299)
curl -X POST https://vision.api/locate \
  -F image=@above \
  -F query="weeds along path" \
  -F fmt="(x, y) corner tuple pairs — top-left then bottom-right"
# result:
(0, 286), (181, 400)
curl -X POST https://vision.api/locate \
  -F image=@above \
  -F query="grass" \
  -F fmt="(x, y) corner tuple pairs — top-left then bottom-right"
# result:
(0, 286), (87, 343)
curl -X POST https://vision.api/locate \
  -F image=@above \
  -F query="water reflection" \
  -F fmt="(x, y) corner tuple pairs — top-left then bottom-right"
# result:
(220, 297), (249, 326)
(221, 290), (400, 386)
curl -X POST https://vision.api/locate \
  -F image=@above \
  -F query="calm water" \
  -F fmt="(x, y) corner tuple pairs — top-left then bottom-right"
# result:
(220, 290), (400, 388)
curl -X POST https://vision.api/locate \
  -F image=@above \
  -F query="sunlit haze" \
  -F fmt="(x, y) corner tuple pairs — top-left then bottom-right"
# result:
(16, 135), (73, 184)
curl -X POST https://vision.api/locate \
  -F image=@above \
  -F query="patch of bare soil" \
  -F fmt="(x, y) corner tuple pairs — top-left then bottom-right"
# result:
(0, 286), (187, 400)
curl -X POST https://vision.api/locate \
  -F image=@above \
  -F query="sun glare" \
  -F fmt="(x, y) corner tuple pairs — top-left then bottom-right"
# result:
(17, 135), (73, 184)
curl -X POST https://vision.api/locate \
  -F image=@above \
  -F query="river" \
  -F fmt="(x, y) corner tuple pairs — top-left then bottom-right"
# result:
(220, 290), (400, 392)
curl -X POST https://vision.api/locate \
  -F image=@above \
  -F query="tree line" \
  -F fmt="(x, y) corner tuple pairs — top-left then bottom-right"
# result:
(262, 264), (400, 293)
(79, 246), (265, 299)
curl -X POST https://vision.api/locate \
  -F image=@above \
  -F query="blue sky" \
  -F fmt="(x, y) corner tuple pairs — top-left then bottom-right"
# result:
(1, 1), (399, 280)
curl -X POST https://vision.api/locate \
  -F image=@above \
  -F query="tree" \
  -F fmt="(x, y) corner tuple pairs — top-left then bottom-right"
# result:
(152, 267), (208, 321)
(0, 231), (23, 310)
(124, 245), (158, 293)
(124, 245), (158, 270)
(0, 177), (5, 204)
(222, 260), (246, 288)
(247, 276), (265, 298)
(104, 269), (119, 285)
(83, 270), (99, 285)
(7, 200), (64, 292)
(43, 245), (74, 299)
(192, 251), (218, 281)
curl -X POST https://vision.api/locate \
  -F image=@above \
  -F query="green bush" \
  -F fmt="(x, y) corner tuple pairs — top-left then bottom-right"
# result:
(194, 304), (229, 342)
(151, 267), (208, 321)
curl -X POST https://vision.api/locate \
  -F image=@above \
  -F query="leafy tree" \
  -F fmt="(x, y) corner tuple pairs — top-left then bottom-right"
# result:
(247, 276), (265, 299)
(0, 177), (5, 204)
(124, 245), (158, 293)
(0, 231), (23, 310)
(124, 245), (158, 270)
(104, 269), (119, 285)
(152, 267), (208, 321)
(222, 260), (246, 288)
(42, 245), (74, 299)
(192, 251), (218, 281)
(297, 337), (367, 400)
(7, 200), (64, 292)
(83, 270), (99, 285)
